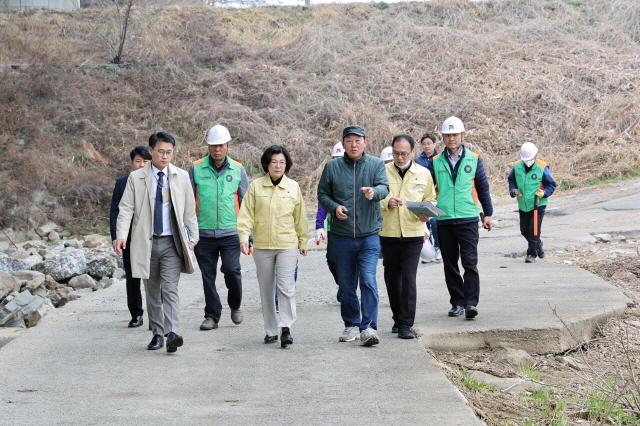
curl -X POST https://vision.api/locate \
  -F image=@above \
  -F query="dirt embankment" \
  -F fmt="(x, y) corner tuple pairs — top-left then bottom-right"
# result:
(1, 0), (640, 232)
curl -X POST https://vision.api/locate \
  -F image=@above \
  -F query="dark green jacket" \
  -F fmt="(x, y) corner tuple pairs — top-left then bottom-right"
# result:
(317, 153), (389, 238)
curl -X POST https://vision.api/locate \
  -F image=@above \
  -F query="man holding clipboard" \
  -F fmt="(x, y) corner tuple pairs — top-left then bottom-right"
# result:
(380, 134), (437, 339)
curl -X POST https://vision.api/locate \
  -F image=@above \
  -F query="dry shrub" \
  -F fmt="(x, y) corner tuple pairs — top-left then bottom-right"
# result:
(1, 0), (640, 231)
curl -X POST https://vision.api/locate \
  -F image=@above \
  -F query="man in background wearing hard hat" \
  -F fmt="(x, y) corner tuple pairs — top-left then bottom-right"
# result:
(426, 117), (493, 320)
(189, 125), (249, 331)
(380, 146), (394, 164)
(508, 142), (557, 263)
(315, 142), (344, 297)
(318, 125), (389, 346)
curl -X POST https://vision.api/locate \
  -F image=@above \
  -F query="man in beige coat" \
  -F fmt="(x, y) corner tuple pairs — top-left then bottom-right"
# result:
(115, 131), (199, 353)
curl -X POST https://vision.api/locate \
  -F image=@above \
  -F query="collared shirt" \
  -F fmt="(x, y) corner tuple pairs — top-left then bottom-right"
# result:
(446, 146), (464, 169)
(209, 155), (229, 175)
(151, 164), (172, 236)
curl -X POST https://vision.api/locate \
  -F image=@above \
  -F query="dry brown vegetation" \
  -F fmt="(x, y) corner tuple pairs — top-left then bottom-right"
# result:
(437, 236), (640, 425)
(1, 0), (640, 232)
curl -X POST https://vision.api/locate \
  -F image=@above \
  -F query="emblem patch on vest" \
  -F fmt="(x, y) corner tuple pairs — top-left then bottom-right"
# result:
(531, 174), (538, 180)
(226, 175), (233, 182)
(464, 165), (472, 173)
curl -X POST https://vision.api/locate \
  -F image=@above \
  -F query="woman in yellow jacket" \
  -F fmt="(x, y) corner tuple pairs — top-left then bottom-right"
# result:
(380, 134), (436, 339)
(237, 145), (308, 348)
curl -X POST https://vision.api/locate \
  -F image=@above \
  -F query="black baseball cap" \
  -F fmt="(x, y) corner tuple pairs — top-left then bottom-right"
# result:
(342, 125), (366, 139)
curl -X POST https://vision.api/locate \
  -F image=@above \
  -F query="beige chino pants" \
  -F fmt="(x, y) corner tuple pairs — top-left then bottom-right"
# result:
(253, 249), (298, 337)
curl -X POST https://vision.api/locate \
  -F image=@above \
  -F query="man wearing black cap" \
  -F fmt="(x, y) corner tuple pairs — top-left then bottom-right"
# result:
(317, 125), (389, 346)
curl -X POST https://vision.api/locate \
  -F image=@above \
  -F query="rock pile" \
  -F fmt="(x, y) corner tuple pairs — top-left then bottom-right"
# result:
(0, 223), (123, 328)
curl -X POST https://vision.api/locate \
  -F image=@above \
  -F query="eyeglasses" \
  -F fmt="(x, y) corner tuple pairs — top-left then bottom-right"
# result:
(270, 160), (286, 166)
(343, 140), (365, 146)
(392, 151), (411, 158)
(155, 149), (173, 157)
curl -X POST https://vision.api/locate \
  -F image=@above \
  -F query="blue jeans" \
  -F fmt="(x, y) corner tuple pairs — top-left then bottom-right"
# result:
(427, 217), (440, 249)
(332, 234), (380, 331)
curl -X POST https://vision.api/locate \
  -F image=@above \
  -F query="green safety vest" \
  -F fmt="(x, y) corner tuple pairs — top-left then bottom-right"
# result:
(514, 160), (549, 212)
(193, 155), (242, 230)
(433, 150), (479, 221)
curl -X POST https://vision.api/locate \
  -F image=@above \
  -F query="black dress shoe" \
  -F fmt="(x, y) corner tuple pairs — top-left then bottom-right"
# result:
(398, 325), (415, 339)
(465, 305), (478, 320)
(391, 324), (399, 334)
(166, 332), (184, 353)
(128, 316), (143, 328)
(280, 328), (293, 348)
(448, 305), (464, 317)
(264, 334), (278, 344)
(147, 334), (164, 350)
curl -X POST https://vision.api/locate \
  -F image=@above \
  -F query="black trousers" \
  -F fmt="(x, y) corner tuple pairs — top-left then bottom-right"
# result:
(326, 232), (338, 285)
(519, 206), (546, 257)
(437, 221), (480, 307)
(194, 235), (243, 322)
(122, 246), (143, 318)
(380, 236), (423, 327)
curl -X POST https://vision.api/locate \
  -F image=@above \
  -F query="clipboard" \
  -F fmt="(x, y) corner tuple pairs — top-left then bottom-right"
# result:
(405, 201), (444, 217)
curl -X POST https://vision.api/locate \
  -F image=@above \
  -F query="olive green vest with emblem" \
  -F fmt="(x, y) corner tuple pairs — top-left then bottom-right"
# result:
(433, 150), (479, 220)
(193, 155), (242, 230)
(514, 159), (549, 212)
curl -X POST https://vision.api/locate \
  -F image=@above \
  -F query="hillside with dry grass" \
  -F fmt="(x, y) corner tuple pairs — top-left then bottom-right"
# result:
(1, 0), (639, 232)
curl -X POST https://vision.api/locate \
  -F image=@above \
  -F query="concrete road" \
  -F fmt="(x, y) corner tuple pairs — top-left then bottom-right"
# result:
(0, 251), (480, 425)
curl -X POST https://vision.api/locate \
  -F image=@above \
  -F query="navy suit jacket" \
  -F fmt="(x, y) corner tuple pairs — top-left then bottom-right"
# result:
(110, 175), (129, 241)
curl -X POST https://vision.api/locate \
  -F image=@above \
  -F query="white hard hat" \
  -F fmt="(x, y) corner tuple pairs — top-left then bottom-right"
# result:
(441, 116), (465, 134)
(520, 142), (538, 161)
(420, 240), (436, 262)
(206, 125), (231, 145)
(380, 146), (394, 162)
(331, 142), (345, 158)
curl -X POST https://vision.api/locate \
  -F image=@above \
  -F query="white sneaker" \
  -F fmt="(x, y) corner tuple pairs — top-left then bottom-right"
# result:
(339, 326), (360, 342)
(435, 248), (442, 261)
(360, 327), (380, 347)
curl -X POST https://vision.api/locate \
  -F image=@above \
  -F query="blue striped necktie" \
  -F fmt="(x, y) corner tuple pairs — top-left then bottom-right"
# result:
(154, 172), (164, 236)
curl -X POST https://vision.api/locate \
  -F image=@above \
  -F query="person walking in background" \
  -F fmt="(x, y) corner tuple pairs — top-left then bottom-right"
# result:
(317, 125), (389, 346)
(380, 146), (394, 164)
(426, 117), (493, 320)
(237, 145), (308, 348)
(380, 134), (436, 339)
(315, 142), (344, 295)
(110, 145), (151, 328)
(190, 124), (249, 331)
(415, 132), (441, 262)
(115, 132), (199, 353)
(508, 142), (556, 263)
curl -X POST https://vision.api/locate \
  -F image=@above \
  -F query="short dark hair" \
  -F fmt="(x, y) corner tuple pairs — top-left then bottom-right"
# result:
(420, 132), (437, 144)
(148, 131), (176, 148)
(391, 134), (416, 149)
(261, 145), (292, 174)
(130, 145), (151, 162)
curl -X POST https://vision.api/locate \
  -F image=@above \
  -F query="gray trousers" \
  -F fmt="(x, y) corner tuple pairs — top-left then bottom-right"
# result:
(254, 249), (298, 337)
(144, 236), (183, 336)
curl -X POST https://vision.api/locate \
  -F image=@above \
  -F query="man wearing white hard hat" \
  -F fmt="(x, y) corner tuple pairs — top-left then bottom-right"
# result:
(425, 117), (493, 320)
(189, 124), (249, 331)
(508, 142), (557, 263)
(315, 142), (344, 296)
